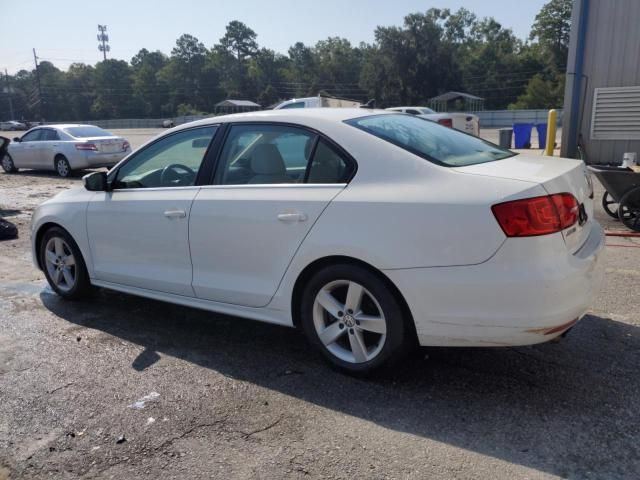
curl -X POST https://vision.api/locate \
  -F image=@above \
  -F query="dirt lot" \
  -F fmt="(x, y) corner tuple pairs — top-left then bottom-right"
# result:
(0, 130), (639, 479)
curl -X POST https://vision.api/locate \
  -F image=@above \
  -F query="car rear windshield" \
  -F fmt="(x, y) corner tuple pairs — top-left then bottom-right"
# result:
(345, 114), (515, 167)
(63, 126), (112, 138)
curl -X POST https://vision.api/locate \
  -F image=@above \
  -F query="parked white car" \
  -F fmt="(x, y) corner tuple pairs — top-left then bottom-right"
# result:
(0, 120), (28, 131)
(2, 124), (131, 177)
(31, 109), (604, 374)
(386, 106), (480, 136)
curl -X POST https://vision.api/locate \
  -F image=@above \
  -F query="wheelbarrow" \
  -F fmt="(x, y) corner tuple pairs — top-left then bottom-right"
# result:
(588, 165), (640, 231)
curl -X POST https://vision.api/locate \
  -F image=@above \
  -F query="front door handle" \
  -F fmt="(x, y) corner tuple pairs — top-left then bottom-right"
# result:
(277, 212), (307, 223)
(164, 209), (186, 219)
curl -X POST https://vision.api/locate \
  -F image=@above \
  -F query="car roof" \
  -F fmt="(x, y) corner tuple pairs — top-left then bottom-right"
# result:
(40, 124), (103, 130)
(385, 106), (431, 110)
(172, 108), (394, 132)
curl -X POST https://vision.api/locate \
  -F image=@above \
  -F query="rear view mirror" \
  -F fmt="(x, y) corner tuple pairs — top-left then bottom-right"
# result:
(192, 138), (210, 148)
(13, 137), (21, 142)
(83, 171), (108, 191)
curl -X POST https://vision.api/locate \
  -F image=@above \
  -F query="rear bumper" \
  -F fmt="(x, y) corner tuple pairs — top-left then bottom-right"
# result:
(71, 151), (129, 169)
(384, 221), (605, 347)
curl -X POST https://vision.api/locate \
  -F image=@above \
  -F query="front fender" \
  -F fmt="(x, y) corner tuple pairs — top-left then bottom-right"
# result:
(31, 187), (94, 275)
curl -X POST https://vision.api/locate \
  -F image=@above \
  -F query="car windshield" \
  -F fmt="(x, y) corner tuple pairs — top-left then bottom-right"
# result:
(63, 126), (112, 138)
(346, 114), (515, 167)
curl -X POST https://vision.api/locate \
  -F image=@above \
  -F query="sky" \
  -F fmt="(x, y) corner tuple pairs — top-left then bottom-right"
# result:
(0, 0), (547, 74)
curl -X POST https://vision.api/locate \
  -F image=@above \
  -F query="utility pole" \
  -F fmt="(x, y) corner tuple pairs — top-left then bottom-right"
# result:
(97, 25), (110, 61)
(4, 69), (14, 120)
(32, 48), (45, 121)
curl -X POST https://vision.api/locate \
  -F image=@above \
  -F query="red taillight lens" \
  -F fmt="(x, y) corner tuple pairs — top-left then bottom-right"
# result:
(75, 143), (98, 151)
(492, 193), (579, 237)
(437, 118), (453, 128)
(122, 141), (130, 151)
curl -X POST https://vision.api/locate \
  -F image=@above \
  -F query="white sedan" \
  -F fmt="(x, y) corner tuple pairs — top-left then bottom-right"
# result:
(30, 109), (604, 374)
(2, 124), (131, 177)
(386, 106), (480, 136)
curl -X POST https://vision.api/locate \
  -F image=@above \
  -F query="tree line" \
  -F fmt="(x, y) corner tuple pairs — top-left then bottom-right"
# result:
(2, 0), (571, 122)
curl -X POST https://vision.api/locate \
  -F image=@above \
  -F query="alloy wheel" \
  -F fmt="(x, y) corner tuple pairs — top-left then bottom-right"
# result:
(312, 280), (387, 364)
(44, 237), (77, 292)
(1, 155), (13, 172)
(56, 158), (70, 177)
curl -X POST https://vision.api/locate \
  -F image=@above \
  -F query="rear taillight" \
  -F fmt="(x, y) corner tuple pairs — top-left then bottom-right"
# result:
(492, 193), (579, 237)
(437, 118), (453, 128)
(75, 143), (98, 151)
(122, 141), (130, 151)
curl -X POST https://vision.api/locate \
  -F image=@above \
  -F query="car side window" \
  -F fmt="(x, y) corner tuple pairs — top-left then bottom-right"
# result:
(20, 130), (42, 142)
(307, 139), (352, 184)
(280, 102), (306, 109)
(406, 109), (420, 115)
(41, 129), (59, 141)
(217, 125), (316, 185)
(113, 126), (217, 189)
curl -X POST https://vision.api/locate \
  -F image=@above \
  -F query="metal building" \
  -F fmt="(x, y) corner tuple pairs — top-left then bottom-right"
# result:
(562, 0), (640, 163)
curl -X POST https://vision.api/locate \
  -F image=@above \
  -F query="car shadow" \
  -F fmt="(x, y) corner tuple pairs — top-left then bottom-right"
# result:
(40, 288), (639, 478)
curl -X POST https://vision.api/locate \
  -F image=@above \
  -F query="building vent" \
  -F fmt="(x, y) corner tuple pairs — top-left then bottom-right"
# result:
(590, 86), (640, 140)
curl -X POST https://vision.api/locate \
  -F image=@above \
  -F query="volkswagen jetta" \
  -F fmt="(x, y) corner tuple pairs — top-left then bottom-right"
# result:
(31, 109), (604, 374)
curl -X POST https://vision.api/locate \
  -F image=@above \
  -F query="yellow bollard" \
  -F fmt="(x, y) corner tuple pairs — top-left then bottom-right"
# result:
(544, 109), (557, 156)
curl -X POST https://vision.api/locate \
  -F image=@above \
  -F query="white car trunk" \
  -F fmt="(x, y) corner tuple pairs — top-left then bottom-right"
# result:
(81, 136), (126, 153)
(457, 155), (594, 253)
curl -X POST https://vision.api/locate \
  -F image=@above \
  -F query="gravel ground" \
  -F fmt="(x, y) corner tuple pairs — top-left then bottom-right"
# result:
(0, 130), (639, 479)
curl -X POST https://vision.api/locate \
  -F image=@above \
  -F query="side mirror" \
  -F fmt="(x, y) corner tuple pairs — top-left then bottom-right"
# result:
(13, 137), (21, 142)
(83, 171), (108, 191)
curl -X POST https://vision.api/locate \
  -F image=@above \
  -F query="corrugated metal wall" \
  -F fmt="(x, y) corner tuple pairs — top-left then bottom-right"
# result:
(562, 0), (640, 164)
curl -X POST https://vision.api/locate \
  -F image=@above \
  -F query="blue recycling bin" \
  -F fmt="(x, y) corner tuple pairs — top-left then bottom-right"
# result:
(536, 123), (547, 149)
(513, 123), (534, 149)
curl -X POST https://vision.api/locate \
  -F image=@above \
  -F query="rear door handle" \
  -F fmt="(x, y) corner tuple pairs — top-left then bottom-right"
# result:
(277, 212), (307, 223)
(164, 209), (186, 219)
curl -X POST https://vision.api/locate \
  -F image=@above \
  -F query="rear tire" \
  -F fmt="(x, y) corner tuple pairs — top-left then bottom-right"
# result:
(300, 264), (409, 375)
(39, 227), (91, 299)
(55, 155), (71, 177)
(1, 153), (17, 173)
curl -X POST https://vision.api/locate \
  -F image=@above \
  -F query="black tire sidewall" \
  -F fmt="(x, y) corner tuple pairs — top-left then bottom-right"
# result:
(40, 227), (91, 299)
(300, 264), (407, 374)
(2, 153), (16, 173)
(601, 192), (619, 219)
(618, 188), (640, 232)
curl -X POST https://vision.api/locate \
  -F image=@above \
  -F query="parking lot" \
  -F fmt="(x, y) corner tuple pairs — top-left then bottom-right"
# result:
(1, 129), (639, 479)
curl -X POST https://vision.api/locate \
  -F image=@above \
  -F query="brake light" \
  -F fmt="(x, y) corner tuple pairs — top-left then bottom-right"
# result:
(75, 143), (98, 151)
(492, 193), (579, 237)
(122, 141), (130, 151)
(437, 118), (453, 128)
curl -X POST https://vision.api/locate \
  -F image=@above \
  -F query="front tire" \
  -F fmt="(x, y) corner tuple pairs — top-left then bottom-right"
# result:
(1, 153), (17, 173)
(601, 192), (620, 219)
(300, 264), (409, 375)
(55, 155), (72, 177)
(39, 227), (91, 299)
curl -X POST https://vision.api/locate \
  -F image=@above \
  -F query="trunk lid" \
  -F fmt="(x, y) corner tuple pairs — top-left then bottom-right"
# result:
(81, 136), (127, 153)
(457, 154), (594, 253)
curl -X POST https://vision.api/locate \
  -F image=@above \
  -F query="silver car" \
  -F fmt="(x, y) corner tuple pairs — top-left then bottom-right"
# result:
(1, 124), (131, 177)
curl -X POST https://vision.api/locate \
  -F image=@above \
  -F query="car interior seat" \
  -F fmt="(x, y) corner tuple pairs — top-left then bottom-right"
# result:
(248, 143), (293, 184)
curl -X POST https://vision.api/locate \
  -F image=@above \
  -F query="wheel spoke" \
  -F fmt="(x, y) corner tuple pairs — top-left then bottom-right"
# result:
(355, 314), (386, 334)
(54, 238), (64, 256)
(345, 282), (364, 313)
(53, 268), (63, 286)
(316, 289), (344, 319)
(64, 254), (75, 266)
(348, 329), (368, 362)
(319, 321), (346, 346)
(45, 249), (57, 264)
(62, 268), (74, 287)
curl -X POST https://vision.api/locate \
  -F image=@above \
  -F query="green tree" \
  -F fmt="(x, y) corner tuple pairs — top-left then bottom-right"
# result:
(530, 0), (572, 71)
(92, 60), (136, 118)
